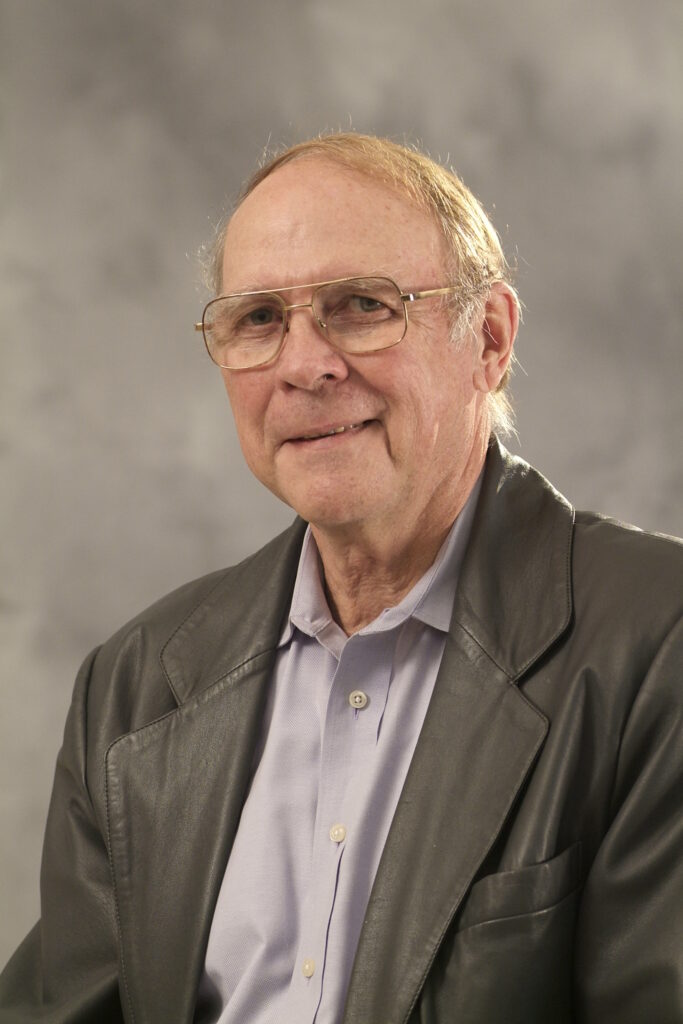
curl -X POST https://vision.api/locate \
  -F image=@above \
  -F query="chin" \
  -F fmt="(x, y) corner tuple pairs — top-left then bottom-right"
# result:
(284, 486), (375, 530)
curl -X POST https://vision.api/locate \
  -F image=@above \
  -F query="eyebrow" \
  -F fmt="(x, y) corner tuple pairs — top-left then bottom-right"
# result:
(217, 274), (397, 298)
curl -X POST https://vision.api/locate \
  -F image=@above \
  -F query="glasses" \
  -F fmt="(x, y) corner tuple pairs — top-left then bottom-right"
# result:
(194, 275), (468, 370)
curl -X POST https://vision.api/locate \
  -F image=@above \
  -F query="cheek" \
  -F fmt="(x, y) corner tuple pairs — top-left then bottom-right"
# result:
(222, 376), (270, 456)
(223, 373), (265, 424)
(413, 356), (477, 448)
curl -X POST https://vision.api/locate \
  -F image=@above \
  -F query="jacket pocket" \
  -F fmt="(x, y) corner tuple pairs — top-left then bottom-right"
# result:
(414, 844), (583, 1024)
(456, 840), (582, 931)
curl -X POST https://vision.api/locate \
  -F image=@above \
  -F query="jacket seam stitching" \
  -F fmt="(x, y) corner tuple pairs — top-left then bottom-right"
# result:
(452, 525), (574, 684)
(105, 646), (278, 758)
(606, 611), (683, 823)
(401, 699), (549, 1022)
(157, 570), (232, 703)
(102, 642), (276, 1022)
(513, 506), (575, 679)
(103, 726), (136, 1024)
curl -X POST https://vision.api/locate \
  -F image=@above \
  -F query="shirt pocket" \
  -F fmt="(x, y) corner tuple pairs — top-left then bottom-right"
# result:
(456, 840), (582, 931)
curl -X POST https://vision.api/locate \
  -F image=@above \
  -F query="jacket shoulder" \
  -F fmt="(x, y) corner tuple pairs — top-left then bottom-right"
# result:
(81, 519), (306, 754)
(570, 511), (683, 661)
(573, 510), (683, 599)
(104, 518), (304, 652)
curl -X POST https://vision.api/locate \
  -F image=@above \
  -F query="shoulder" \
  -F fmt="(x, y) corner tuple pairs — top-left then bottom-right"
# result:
(557, 509), (682, 722)
(81, 518), (306, 749)
(494, 440), (682, 624)
(487, 442), (682, 676)
(571, 510), (683, 639)
(103, 517), (306, 654)
(573, 507), (682, 567)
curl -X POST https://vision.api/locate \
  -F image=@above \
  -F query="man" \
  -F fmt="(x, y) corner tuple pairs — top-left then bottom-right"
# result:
(1, 133), (681, 1023)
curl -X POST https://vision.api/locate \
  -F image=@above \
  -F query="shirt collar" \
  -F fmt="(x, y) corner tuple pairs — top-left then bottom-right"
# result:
(279, 470), (483, 649)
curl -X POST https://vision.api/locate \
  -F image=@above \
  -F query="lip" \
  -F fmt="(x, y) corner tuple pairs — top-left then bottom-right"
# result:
(283, 419), (376, 445)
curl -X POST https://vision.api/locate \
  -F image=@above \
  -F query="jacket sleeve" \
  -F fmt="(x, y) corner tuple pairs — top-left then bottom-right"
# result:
(574, 614), (683, 1023)
(0, 649), (125, 1023)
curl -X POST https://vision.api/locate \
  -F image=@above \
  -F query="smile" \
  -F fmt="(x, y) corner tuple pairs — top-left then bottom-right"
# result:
(300, 423), (364, 440)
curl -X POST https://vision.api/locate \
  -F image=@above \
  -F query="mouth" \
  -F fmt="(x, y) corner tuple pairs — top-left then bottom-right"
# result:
(286, 419), (375, 444)
(299, 422), (365, 440)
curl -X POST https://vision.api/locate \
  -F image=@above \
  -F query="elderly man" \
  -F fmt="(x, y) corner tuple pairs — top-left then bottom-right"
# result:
(1, 133), (681, 1024)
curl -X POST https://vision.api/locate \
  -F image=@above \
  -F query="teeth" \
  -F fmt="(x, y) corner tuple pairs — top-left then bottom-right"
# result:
(302, 423), (360, 440)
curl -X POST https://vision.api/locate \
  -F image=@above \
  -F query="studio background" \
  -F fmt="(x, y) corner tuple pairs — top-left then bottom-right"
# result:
(1, 0), (681, 963)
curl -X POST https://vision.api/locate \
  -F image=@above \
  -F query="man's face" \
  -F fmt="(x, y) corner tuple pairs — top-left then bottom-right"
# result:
(220, 158), (493, 539)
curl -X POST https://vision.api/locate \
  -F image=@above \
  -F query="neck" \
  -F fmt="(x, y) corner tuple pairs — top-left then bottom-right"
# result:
(311, 445), (486, 635)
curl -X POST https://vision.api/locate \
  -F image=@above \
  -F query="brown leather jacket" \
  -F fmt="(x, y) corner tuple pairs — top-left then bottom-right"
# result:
(1, 441), (682, 1023)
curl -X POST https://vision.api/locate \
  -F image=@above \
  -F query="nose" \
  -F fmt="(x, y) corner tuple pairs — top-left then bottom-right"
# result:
(274, 304), (349, 390)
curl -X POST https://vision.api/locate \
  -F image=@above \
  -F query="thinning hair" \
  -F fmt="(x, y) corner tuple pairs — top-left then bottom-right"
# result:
(205, 132), (519, 436)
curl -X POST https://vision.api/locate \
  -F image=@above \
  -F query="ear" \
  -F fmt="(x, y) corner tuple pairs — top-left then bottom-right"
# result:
(472, 282), (518, 394)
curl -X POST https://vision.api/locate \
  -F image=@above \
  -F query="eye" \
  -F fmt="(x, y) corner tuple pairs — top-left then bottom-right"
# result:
(320, 283), (397, 326)
(245, 305), (277, 327)
(229, 298), (284, 336)
(351, 295), (386, 314)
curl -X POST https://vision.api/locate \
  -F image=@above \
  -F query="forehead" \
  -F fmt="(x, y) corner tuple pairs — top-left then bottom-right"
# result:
(221, 157), (446, 293)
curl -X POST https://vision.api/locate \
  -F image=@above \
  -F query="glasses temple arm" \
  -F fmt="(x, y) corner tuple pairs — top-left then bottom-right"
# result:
(400, 285), (462, 303)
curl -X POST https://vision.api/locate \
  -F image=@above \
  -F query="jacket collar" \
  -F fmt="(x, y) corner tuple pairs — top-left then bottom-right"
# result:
(160, 437), (573, 702)
(106, 440), (575, 1024)
(455, 437), (574, 678)
(160, 516), (306, 706)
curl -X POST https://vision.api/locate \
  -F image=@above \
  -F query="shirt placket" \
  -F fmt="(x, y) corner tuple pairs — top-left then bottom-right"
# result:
(290, 632), (394, 1023)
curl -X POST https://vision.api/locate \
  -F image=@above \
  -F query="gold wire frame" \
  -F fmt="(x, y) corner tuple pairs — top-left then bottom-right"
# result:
(194, 275), (465, 370)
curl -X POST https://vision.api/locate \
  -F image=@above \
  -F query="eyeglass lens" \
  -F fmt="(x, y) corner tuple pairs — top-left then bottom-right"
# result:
(202, 277), (407, 369)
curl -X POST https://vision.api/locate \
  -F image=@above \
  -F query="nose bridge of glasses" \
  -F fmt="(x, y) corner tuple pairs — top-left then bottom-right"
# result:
(282, 298), (327, 331)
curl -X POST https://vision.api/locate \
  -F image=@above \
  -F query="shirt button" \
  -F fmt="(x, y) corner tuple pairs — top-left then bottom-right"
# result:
(329, 823), (347, 843)
(302, 958), (315, 978)
(349, 690), (368, 709)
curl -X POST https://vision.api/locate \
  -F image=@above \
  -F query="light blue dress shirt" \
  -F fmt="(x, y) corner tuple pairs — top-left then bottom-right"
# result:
(197, 477), (481, 1024)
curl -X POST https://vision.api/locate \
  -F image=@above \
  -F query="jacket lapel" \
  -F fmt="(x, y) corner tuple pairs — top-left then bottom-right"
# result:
(343, 441), (574, 1023)
(343, 631), (548, 1024)
(105, 520), (306, 1024)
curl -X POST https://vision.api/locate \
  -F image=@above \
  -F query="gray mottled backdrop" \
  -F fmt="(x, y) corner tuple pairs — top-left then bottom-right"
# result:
(1, 0), (681, 962)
